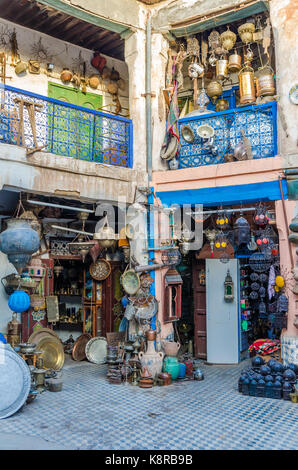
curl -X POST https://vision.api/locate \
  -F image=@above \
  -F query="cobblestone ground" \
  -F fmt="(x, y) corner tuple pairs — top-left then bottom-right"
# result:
(1, 357), (297, 450)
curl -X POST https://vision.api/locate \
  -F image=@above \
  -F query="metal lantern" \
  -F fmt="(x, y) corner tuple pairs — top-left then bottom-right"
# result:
(256, 66), (275, 97)
(234, 216), (250, 246)
(215, 210), (230, 229)
(238, 66), (256, 105)
(216, 56), (229, 80)
(215, 232), (228, 251)
(228, 50), (242, 73)
(224, 270), (234, 302)
(220, 27), (236, 51)
(238, 22), (255, 44)
(0, 218), (40, 273)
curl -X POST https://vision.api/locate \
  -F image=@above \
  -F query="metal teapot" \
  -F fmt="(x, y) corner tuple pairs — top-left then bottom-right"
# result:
(193, 368), (204, 380)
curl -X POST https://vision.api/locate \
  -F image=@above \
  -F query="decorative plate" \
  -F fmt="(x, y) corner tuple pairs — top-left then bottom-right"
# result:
(289, 84), (298, 104)
(0, 343), (31, 419)
(125, 223), (135, 239)
(89, 259), (111, 281)
(121, 269), (140, 295)
(85, 337), (107, 364)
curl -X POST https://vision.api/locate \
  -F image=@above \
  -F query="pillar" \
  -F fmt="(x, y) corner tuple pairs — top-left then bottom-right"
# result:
(275, 199), (298, 365)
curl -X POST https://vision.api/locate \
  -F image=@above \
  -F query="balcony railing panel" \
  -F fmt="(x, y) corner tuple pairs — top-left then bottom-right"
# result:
(0, 85), (133, 168)
(178, 102), (277, 169)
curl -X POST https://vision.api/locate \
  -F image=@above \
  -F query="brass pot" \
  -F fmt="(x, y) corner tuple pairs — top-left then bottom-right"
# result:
(15, 61), (27, 75)
(256, 66), (275, 97)
(206, 79), (223, 103)
(228, 52), (242, 73)
(238, 66), (256, 104)
(60, 68), (73, 83)
(238, 22), (255, 44)
(220, 27), (236, 51)
(216, 57), (229, 80)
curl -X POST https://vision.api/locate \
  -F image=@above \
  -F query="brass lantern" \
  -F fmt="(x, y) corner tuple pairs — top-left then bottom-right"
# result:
(238, 65), (256, 105)
(224, 269), (234, 302)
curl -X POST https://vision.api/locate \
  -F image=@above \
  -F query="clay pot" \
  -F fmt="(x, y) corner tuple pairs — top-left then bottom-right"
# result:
(102, 67), (111, 80)
(88, 74), (100, 89)
(161, 340), (181, 357)
(110, 67), (120, 81)
(139, 341), (164, 379)
(60, 68), (73, 83)
(107, 82), (118, 95)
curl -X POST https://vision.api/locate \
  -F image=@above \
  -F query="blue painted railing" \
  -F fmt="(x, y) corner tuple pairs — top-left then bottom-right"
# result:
(178, 102), (277, 168)
(0, 85), (133, 168)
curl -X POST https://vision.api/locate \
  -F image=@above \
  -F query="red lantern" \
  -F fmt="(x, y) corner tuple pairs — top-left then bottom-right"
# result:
(262, 238), (268, 244)
(256, 239), (262, 245)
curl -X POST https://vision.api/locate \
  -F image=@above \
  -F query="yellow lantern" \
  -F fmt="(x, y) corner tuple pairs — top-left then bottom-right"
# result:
(274, 285), (280, 293)
(215, 242), (221, 249)
(275, 275), (285, 288)
(221, 242), (227, 248)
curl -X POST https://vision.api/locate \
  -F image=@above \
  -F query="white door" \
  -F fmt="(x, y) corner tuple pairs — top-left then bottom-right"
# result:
(206, 258), (239, 364)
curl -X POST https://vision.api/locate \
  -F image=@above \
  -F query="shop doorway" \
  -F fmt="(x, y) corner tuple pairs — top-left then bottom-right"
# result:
(176, 202), (284, 364)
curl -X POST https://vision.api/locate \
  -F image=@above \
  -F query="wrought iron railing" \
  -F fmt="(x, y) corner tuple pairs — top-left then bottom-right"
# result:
(177, 102), (277, 169)
(0, 85), (133, 168)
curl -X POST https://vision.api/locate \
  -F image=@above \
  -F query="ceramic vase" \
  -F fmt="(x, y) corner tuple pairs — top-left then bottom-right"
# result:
(163, 356), (180, 380)
(138, 340), (164, 379)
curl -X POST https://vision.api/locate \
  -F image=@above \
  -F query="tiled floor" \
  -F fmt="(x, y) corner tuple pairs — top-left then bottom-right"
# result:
(1, 357), (297, 450)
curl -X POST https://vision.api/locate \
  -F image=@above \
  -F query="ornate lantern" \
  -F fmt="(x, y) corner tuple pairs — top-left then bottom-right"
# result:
(214, 231), (228, 251)
(0, 218), (40, 273)
(224, 270), (234, 302)
(215, 210), (230, 229)
(234, 216), (250, 246)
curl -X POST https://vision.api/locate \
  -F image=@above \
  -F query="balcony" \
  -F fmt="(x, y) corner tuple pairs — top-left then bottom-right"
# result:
(177, 102), (277, 169)
(0, 85), (133, 168)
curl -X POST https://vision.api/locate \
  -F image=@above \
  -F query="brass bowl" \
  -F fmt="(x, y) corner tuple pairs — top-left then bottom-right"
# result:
(37, 336), (64, 370)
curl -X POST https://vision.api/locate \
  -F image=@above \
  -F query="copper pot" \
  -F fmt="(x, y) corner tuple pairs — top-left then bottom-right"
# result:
(228, 52), (242, 73)
(146, 328), (157, 341)
(238, 66), (256, 104)
(60, 68), (73, 83)
(256, 67), (275, 97)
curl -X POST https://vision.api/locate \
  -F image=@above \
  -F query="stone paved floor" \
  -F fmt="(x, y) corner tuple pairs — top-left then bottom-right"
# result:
(0, 357), (297, 450)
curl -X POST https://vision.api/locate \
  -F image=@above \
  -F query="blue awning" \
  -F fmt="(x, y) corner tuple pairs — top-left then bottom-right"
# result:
(156, 179), (288, 207)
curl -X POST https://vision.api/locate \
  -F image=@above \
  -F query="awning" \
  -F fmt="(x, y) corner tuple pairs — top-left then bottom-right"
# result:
(156, 179), (288, 207)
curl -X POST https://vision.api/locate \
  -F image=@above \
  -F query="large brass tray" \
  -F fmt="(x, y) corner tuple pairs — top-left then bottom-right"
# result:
(72, 333), (92, 361)
(28, 327), (59, 344)
(37, 336), (65, 370)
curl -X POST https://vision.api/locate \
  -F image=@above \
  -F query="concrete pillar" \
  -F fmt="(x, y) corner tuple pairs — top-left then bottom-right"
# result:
(275, 199), (298, 364)
(124, 30), (147, 173)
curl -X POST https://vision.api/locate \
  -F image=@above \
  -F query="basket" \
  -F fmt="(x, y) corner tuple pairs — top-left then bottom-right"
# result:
(106, 332), (126, 346)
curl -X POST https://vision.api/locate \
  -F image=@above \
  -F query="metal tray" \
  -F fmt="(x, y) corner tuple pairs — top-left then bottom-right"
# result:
(37, 336), (65, 370)
(0, 343), (31, 419)
(28, 327), (59, 344)
(72, 334), (92, 361)
(85, 337), (107, 364)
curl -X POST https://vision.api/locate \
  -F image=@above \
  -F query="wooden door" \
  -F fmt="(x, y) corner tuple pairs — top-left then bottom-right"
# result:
(47, 82), (103, 161)
(22, 258), (54, 341)
(102, 262), (123, 336)
(193, 259), (207, 359)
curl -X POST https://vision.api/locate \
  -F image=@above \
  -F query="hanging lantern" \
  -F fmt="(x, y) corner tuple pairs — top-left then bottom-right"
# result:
(215, 210), (229, 229)
(234, 216), (250, 246)
(220, 27), (236, 51)
(0, 218), (40, 273)
(53, 265), (63, 277)
(238, 21), (255, 44)
(224, 270), (234, 302)
(254, 205), (268, 226)
(214, 232), (228, 251)
(27, 258), (46, 280)
(238, 65), (256, 105)
(94, 220), (117, 248)
(8, 290), (30, 313)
